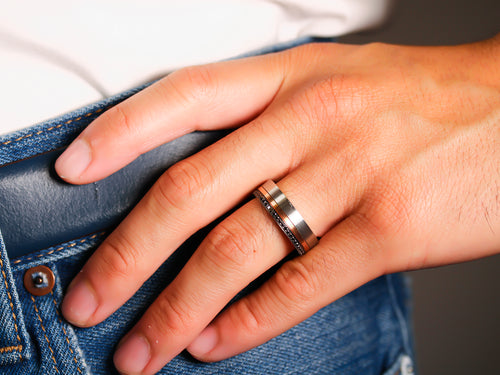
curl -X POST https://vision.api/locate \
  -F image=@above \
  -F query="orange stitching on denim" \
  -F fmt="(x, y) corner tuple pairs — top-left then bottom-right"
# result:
(12, 232), (106, 265)
(0, 255), (23, 360)
(50, 292), (82, 373)
(0, 107), (107, 146)
(31, 295), (60, 374)
(0, 345), (23, 354)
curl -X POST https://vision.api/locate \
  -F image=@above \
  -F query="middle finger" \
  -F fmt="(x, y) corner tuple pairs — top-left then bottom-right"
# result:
(61, 117), (296, 327)
(112, 169), (345, 374)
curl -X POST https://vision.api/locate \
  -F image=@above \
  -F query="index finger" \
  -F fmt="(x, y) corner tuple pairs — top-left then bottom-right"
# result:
(55, 53), (287, 184)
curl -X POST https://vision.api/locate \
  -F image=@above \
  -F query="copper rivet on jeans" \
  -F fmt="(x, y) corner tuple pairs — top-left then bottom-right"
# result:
(24, 265), (55, 296)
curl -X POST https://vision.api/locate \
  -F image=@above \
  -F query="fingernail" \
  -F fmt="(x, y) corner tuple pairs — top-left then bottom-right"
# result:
(55, 139), (91, 180)
(114, 333), (151, 374)
(61, 279), (98, 326)
(187, 326), (218, 358)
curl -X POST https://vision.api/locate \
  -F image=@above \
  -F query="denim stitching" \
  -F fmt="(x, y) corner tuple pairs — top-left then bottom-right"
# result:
(0, 254), (23, 359)
(50, 291), (83, 374)
(0, 345), (23, 354)
(30, 295), (60, 374)
(12, 232), (106, 265)
(0, 108), (106, 147)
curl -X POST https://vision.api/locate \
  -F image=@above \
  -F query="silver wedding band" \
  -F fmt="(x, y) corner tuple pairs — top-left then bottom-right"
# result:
(253, 180), (318, 255)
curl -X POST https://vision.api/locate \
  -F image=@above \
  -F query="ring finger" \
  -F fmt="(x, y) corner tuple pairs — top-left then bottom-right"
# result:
(112, 168), (358, 375)
(60, 117), (295, 327)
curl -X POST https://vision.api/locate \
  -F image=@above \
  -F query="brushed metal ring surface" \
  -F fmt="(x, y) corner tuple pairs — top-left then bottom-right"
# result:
(254, 180), (318, 255)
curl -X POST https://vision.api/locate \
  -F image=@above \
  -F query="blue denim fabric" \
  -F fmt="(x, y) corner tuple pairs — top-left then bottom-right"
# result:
(0, 39), (415, 374)
(0, 229), (414, 374)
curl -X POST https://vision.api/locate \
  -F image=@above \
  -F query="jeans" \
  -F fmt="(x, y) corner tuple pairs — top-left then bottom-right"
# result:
(0, 39), (415, 375)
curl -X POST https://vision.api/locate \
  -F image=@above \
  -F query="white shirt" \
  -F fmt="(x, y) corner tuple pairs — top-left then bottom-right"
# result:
(0, 0), (390, 134)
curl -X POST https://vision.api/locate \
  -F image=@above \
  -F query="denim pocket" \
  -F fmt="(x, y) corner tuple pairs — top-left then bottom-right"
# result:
(7, 232), (106, 374)
(5, 231), (417, 374)
(0, 231), (31, 367)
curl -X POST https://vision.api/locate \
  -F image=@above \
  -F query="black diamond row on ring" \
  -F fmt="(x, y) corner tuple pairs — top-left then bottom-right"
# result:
(253, 189), (306, 255)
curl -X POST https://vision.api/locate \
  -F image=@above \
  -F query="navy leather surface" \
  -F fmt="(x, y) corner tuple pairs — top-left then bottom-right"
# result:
(0, 130), (229, 259)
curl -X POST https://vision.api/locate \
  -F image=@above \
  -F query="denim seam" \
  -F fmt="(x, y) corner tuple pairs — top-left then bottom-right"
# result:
(385, 274), (411, 355)
(12, 232), (106, 266)
(30, 295), (60, 374)
(0, 107), (108, 147)
(0, 254), (23, 359)
(50, 291), (83, 374)
(0, 345), (23, 354)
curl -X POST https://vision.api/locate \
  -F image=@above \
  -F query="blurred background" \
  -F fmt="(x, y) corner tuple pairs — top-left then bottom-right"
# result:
(340, 1), (500, 374)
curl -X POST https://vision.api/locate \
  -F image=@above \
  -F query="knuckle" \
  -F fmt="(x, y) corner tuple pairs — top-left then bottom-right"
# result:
(274, 261), (320, 305)
(155, 158), (213, 213)
(313, 74), (362, 118)
(227, 299), (270, 335)
(169, 65), (218, 104)
(150, 293), (197, 336)
(101, 104), (138, 137)
(315, 74), (374, 133)
(277, 74), (364, 151)
(95, 237), (141, 281)
(308, 77), (344, 120)
(202, 219), (259, 271)
(359, 42), (390, 59)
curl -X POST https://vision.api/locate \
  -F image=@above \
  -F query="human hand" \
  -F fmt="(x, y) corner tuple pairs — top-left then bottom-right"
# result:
(56, 36), (500, 374)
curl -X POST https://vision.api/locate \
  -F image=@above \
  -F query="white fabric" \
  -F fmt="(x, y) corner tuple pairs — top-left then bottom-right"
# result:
(0, 0), (390, 134)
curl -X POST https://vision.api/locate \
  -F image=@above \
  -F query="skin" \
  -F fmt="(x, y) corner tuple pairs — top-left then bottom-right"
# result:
(55, 35), (500, 375)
